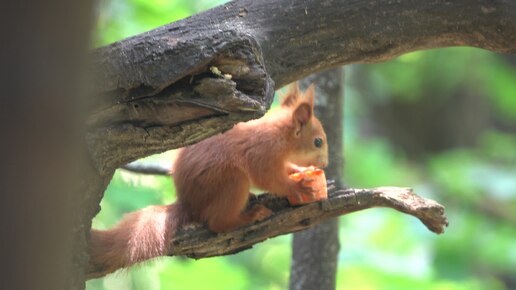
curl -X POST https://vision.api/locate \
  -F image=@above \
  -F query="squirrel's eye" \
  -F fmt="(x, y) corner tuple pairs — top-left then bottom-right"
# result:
(314, 137), (323, 148)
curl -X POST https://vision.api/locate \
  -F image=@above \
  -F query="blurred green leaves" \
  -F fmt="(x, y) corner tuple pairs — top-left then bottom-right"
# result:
(344, 137), (419, 187)
(91, 171), (174, 230)
(365, 48), (516, 120)
(342, 47), (516, 289)
(158, 258), (251, 290)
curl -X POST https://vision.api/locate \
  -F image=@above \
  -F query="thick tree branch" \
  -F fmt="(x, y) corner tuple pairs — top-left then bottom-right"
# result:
(86, 183), (448, 278)
(87, 0), (516, 173)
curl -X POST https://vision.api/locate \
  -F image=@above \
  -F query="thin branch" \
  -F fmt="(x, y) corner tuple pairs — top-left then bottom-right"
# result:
(121, 163), (170, 176)
(169, 183), (448, 258)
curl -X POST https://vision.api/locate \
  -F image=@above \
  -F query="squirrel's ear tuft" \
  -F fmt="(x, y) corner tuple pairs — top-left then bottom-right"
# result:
(304, 84), (315, 109)
(280, 82), (301, 108)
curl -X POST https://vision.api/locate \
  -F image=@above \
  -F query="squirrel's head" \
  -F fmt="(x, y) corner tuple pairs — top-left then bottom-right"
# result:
(280, 83), (329, 168)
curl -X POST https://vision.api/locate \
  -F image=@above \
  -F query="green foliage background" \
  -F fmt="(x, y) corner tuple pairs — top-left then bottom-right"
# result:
(88, 1), (516, 289)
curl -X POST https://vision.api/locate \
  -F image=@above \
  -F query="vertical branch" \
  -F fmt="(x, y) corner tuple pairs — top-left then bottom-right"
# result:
(289, 68), (344, 290)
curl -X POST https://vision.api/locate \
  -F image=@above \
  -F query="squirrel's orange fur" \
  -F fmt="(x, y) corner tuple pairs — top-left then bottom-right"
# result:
(88, 83), (328, 277)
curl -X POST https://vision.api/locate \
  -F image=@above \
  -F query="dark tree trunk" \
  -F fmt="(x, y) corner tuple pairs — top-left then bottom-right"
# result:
(289, 68), (344, 290)
(0, 0), (95, 290)
(290, 220), (341, 290)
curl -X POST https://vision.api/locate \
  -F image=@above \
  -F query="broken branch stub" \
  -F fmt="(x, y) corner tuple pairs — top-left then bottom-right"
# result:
(87, 31), (274, 173)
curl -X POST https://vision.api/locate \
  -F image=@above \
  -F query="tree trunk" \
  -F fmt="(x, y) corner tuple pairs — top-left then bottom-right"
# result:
(0, 1), (95, 290)
(289, 68), (344, 290)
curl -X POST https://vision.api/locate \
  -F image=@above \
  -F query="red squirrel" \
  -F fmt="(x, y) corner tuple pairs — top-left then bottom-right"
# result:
(88, 83), (328, 278)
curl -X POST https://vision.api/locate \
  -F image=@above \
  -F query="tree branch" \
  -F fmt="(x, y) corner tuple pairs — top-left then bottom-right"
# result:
(86, 183), (447, 278)
(86, 0), (516, 173)
(169, 183), (447, 258)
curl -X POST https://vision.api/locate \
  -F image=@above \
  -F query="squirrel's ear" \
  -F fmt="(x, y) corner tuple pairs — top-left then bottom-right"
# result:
(304, 84), (315, 109)
(292, 103), (312, 135)
(280, 82), (300, 107)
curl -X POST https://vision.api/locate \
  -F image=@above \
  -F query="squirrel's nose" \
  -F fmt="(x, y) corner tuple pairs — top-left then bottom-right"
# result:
(318, 160), (328, 169)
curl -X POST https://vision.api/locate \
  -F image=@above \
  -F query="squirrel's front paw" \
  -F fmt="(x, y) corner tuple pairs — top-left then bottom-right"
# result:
(287, 180), (317, 204)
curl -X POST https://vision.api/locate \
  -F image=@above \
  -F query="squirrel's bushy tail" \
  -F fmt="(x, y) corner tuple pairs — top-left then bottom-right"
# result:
(87, 204), (179, 279)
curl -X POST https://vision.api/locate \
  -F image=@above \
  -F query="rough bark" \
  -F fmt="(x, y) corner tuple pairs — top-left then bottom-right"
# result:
(86, 184), (449, 278)
(290, 69), (344, 290)
(87, 0), (516, 174)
